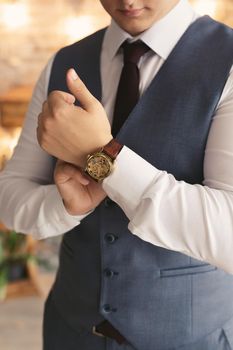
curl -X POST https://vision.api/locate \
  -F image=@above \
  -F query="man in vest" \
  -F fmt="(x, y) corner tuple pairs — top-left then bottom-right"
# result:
(1, 0), (233, 349)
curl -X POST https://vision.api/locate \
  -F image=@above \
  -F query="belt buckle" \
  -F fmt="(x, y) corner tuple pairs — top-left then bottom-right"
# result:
(92, 326), (105, 338)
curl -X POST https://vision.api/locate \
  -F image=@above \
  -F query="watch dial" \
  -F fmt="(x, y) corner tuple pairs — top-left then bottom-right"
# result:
(87, 155), (111, 180)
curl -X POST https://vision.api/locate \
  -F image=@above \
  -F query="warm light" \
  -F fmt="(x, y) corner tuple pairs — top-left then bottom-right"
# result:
(191, 0), (218, 17)
(8, 127), (21, 153)
(0, 3), (29, 30)
(63, 15), (96, 42)
(0, 126), (21, 170)
(0, 126), (12, 170)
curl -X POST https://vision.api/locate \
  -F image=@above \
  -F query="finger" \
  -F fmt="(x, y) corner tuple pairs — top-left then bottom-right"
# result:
(55, 161), (90, 185)
(47, 90), (75, 112)
(42, 100), (49, 113)
(66, 68), (98, 112)
(55, 159), (65, 167)
(37, 112), (43, 127)
(37, 112), (44, 145)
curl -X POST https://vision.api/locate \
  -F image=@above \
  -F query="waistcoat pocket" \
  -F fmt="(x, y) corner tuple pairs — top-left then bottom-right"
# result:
(160, 264), (217, 277)
(223, 316), (233, 350)
(178, 322), (233, 350)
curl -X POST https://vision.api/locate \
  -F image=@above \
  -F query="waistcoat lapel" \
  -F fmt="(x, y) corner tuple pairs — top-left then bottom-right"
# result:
(116, 16), (233, 182)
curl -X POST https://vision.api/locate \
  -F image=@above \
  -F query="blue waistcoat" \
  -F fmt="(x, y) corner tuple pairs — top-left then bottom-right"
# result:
(48, 16), (233, 350)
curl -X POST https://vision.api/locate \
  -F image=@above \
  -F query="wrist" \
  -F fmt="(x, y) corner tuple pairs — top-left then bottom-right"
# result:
(62, 199), (91, 216)
(78, 135), (113, 168)
(88, 134), (113, 157)
(85, 138), (123, 182)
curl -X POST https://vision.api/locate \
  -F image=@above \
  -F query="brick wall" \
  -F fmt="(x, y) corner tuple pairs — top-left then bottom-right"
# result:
(0, 0), (109, 94)
(217, 0), (233, 27)
(0, 0), (232, 95)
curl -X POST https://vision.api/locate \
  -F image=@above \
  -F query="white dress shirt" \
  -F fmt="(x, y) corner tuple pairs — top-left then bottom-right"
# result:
(1, 0), (233, 273)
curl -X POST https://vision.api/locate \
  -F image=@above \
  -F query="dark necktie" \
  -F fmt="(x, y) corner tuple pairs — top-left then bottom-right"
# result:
(111, 40), (150, 137)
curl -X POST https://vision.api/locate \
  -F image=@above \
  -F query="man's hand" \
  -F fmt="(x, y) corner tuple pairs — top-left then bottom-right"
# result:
(37, 68), (112, 167)
(54, 160), (107, 215)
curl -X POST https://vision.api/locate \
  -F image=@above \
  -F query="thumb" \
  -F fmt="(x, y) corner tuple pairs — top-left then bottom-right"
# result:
(66, 68), (97, 112)
(55, 161), (90, 185)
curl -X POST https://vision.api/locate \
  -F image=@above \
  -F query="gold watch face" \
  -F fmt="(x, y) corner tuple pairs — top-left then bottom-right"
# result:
(86, 153), (113, 181)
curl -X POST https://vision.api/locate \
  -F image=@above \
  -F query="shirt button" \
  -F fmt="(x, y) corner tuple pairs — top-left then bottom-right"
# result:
(104, 233), (118, 244)
(104, 197), (113, 208)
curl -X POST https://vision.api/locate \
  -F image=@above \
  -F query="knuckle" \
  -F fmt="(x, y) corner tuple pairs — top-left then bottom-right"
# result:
(38, 114), (52, 133)
(42, 100), (48, 111)
(90, 96), (100, 108)
(37, 133), (46, 149)
(36, 127), (41, 143)
(49, 90), (59, 100)
(50, 102), (65, 120)
(37, 113), (42, 125)
(52, 107), (61, 120)
(43, 117), (52, 131)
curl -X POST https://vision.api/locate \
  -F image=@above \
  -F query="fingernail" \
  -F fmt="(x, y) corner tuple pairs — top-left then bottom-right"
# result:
(70, 68), (78, 81)
(81, 174), (90, 185)
(82, 178), (90, 185)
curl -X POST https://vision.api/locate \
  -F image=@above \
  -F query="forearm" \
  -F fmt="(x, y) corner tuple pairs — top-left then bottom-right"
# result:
(103, 146), (233, 274)
(102, 66), (233, 274)
(0, 174), (82, 239)
(0, 58), (89, 239)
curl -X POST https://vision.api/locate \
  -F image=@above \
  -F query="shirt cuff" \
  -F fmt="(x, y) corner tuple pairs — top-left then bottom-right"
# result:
(102, 146), (162, 219)
(38, 185), (91, 239)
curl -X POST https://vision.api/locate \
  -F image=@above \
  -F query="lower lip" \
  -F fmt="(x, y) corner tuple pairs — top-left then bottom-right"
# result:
(120, 9), (144, 18)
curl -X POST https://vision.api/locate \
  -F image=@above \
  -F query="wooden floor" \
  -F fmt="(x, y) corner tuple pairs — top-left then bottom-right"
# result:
(0, 296), (44, 350)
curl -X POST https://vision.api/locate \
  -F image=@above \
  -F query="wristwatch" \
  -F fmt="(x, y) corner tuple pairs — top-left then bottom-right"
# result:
(85, 139), (123, 182)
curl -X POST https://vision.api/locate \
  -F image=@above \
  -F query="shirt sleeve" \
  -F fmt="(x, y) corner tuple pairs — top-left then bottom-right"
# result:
(103, 66), (233, 275)
(0, 57), (90, 240)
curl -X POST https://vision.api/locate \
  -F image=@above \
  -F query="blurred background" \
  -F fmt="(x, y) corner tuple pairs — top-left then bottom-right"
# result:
(0, 0), (232, 349)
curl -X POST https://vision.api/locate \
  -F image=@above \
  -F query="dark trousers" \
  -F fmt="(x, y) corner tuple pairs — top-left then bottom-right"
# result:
(42, 291), (135, 350)
(43, 291), (233, 350)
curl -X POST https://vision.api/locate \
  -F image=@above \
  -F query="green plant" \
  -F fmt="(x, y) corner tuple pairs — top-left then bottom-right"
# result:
(0, 230), (33, 298)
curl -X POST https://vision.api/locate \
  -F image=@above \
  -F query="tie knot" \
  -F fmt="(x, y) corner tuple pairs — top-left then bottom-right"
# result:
(122, 40), (150, 65)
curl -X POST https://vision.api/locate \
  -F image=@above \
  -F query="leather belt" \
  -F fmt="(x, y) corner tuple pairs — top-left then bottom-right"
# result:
(92, 320), (127, 345)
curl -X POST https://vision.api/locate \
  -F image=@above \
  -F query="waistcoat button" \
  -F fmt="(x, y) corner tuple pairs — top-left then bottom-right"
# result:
(104, 233), (118, 243)
(103, 304), (112, 313)
(104, 197), (113, 207)
(104, 268), (115, 278)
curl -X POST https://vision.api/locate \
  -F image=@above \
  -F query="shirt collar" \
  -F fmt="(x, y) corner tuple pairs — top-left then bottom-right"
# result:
(103, 0), (198, 61)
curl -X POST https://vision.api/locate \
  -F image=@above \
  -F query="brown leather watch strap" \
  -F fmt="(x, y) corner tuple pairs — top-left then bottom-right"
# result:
(103, 139), (123, 160)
